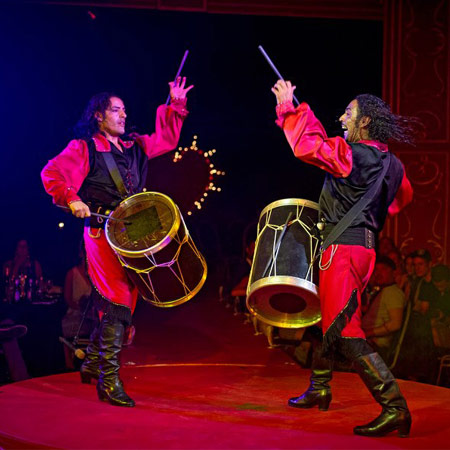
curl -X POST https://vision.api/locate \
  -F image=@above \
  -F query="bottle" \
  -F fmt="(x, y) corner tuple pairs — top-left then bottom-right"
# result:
(27, 277), (33, 302)
(14, 278), (20, 302)
(3, 266), (10, 302)
(36, 276), (43, 300)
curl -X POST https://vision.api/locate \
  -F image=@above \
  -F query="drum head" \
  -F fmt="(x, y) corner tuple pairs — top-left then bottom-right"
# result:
(106, 192), (181, 258)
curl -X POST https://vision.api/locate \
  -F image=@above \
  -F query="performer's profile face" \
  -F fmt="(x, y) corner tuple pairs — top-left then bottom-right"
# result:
(339, 99), (360, 142)
(97, 96), (127, 137)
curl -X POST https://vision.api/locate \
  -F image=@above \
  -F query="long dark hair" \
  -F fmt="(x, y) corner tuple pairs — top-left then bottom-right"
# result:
(355, 94), (420, 145)
(73, 92), (118, 139)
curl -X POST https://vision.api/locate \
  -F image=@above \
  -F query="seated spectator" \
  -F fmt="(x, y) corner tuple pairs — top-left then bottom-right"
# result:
(394, 248), (439, 383)
(430, 264), (450, 350)
(386, 248), (405, 288)
(397, 252), (415, 298)
(362, 256), (406, 363)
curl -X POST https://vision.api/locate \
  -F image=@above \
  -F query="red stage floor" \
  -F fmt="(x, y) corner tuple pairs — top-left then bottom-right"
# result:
(1, 283), (449, 449)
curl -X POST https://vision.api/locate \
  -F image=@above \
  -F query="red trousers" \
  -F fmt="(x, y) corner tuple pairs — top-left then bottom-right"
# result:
(319, 244), (376, 339)
(84, 227), (138, 314)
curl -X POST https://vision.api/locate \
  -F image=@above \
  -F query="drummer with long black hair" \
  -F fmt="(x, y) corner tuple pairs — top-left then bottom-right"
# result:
(41, 77), (193, 407)
(272, 80), (415, 437)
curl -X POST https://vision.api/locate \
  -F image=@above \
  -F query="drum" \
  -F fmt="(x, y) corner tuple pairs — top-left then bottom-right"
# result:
(105, 192), (207, 307)
(246, 198), (321, 328)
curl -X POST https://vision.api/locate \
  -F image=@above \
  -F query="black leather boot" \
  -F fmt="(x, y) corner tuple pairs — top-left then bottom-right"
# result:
(80, 325), (100, 384)
(288, 343), (333, 411)
(288, 367), (333, 411)
(96, 315), (135, 407)
(353, 352), (411, 437)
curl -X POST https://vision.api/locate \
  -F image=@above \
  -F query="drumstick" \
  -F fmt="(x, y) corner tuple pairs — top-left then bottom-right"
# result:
(262, 211), (293, 278)
(57, 205), (132, 225)
(258, 45), (300, 106)
(165, 49), (190, 105)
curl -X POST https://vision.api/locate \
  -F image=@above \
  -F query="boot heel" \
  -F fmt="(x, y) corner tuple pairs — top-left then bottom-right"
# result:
(317, 395), (331, 411)
(97, 388), (108, 402)
(398, 421), (411, 438)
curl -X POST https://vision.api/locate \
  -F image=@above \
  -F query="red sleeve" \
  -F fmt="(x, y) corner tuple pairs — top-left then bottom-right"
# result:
(276, 101), (353, 178)
(135, 99), (188, 160)
(41, 139), (90, 206)
(388, 168), (413, 216)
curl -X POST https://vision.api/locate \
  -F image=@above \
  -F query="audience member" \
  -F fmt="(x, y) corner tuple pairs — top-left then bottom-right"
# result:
(394, 249), (438, 382)
(386, 248), (405, 288)
(362, 256), (406, 363)
(430, 264), (450, 350)
(398, 252), (415, 298)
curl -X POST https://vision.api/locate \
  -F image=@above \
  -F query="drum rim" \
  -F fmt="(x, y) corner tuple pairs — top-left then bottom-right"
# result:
(259, 198), (319, 220)
(246, 275), (321, 328)
(247, 275), (319, 298)
(143, 256), (208, 308)
(105, 191), (181, 258)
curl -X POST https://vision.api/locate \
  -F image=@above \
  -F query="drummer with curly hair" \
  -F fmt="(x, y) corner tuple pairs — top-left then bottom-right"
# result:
(272, 80), (415, 437)
(41, 77), (193, 407)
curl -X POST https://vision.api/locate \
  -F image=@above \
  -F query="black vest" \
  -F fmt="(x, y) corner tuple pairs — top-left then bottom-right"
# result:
(78, 138), (148, 211)
(319, 143), (404, 232)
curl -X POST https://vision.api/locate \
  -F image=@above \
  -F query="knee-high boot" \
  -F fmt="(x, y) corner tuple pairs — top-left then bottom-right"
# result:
(288, 350), (333, 411)
(96, 315), (135, 407)
(80, 325), (101, 384)
(353, 352), (411, 437)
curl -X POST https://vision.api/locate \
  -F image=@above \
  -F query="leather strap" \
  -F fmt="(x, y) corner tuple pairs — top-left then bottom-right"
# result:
(101, 151), (128, 199)
(321, 152), (391, 250)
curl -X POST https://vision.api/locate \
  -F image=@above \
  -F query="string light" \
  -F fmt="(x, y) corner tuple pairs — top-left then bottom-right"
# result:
(173, 135), (225, 215)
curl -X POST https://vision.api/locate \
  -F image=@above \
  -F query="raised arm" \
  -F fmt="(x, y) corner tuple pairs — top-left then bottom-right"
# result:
(136, 77), (193, 159)
(272, 80), (352, 178)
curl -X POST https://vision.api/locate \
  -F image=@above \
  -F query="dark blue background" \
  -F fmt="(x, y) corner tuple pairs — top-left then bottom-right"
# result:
(0, 4), (382, 284)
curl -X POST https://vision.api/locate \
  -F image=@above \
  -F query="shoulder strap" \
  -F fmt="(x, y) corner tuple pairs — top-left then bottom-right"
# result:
(322, 152), (391, 250)
(101, 151), (128, 199)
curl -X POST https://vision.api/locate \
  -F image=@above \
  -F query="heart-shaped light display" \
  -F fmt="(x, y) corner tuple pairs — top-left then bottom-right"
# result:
(147, 135), (225, 216)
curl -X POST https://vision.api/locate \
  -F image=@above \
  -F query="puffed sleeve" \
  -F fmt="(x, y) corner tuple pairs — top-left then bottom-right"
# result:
(135, 98), (189, 160)
(41, 139), (90, 206)
(276, 101), (353, 178)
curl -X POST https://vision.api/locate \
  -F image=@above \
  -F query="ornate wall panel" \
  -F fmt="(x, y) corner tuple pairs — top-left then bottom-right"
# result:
(383, 0), (450, 263)
(384, 150), (449, 263)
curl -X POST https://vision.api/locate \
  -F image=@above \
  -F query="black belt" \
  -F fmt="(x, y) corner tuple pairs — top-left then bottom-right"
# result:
(321, 225), (376, 249)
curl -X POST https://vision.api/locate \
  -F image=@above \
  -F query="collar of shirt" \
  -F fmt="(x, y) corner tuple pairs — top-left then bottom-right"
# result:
(92, 133), (134, 152)
(358, 140), (388, 152)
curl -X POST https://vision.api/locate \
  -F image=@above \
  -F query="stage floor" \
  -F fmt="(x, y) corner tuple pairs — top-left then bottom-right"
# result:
(1, 283), (449, 449)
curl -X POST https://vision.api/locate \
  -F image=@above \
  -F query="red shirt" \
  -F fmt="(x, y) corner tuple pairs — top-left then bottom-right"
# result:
(41, 100), (188, 207)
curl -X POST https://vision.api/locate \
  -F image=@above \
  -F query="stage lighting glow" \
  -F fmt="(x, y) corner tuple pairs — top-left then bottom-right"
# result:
(172, 136), (225, 215)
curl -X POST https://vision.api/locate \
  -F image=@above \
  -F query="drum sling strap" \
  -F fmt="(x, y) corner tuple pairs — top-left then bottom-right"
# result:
(101, 151), (129, 199)
(321, 152), (391, 251)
